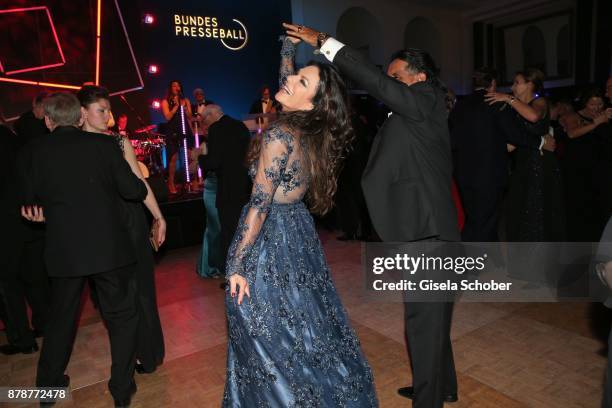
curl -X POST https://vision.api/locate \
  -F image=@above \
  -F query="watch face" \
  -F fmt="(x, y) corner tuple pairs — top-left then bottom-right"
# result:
(317, 33), (328, 47)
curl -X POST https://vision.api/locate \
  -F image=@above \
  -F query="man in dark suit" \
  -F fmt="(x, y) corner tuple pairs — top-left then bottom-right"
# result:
(0, 121), (48, 356)
(10, 92), (51, 341)
(285, 23), (458, 408)
(197, 105), (251, 276)
(450, 68), (552, 242)
(249, 86), (278, 114)
(191, 88), (215, 133)
(19, 92), (147, 407)
(14, 92), (49, 143)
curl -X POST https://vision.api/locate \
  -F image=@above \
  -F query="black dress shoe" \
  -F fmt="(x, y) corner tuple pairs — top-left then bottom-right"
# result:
(135, 362), (155, 374)
(39, 375), (70, 406)
(0, 342), (39, 355)
(397, 386), (458, 403)
(114, 382), (137, 407)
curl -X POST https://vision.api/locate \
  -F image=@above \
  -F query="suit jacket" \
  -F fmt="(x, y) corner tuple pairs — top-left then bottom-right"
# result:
(191, 100), (214, 115)
(19, 126), (147, 277)
(450, 89), (541, 190)
(13, 110), (48, 143)
(198, 115), (251, 211)
(0, 125), (28, 278)
(249, 99), (278, 114)
(333, 46), (459, 242)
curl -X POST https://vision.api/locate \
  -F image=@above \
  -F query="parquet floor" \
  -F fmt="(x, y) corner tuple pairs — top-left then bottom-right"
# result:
(1, 230), (609, 407)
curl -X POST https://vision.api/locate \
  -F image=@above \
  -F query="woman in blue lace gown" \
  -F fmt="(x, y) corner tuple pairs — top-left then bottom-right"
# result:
(222, 36), (378, 407)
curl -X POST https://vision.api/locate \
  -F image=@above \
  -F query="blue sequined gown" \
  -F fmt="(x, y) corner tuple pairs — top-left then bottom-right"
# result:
(222, 39), (378, 407)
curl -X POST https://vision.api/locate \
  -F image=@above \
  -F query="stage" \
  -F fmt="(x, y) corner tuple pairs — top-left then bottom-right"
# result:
(155, 188), (206, 251)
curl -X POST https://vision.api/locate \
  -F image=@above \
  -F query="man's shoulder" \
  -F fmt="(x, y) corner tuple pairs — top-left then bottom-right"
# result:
(16, 110), (34, 123)
(58, 129), (118, 152)
(217, 115), (248, 130)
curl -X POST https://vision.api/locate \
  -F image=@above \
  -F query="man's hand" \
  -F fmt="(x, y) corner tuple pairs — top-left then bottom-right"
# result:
(21, 205), (45, 222)
(283, 22), (318, 47)
(593, 113), (609, 126)
(542, 135), (556, 152)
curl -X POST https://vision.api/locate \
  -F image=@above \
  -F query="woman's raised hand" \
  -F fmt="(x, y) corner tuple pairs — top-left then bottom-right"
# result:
(282, 23), (318, 47)
(484, 92), (512, 105)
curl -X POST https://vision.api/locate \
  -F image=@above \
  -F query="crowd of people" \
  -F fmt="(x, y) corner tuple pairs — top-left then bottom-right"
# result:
(451, 69), (612, 245)
(1, 18), (611, 408)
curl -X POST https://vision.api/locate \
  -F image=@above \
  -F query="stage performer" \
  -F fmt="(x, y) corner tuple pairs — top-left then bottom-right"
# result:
(286, 22), (459, 408)
(221, 34), (378, 406)
(78, 85), (166, 374)
(161, 80), (193, 194)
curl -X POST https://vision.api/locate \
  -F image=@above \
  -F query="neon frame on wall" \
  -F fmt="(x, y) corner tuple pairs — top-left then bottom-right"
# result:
(0, 0), (144, 99)
(0, 6), (66, 75)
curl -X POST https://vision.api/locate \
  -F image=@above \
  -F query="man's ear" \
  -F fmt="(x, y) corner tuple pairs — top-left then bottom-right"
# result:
(44, 116), (53, 130)
(416, 72), (427, 83)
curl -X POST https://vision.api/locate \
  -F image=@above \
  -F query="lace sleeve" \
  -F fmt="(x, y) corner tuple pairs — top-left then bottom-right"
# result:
(225, 127), (293, 283)
(279, 36), (297, 90)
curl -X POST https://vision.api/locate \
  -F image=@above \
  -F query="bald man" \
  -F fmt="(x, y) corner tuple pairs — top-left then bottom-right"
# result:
(197, 105), (251, 282)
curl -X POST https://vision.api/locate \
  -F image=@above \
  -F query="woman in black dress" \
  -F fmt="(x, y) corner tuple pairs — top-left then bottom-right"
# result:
(78, 85), (166, 373)
(486, 68), (565, 242)
(563, 88), (610, 241)
(161, 80), (192, 194)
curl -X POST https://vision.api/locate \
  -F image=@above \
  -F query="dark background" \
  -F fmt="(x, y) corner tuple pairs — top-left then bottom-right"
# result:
(0, 0), (292, 126)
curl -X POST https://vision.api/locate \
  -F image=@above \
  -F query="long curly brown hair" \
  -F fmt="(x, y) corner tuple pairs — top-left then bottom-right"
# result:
(247, 62), (354, 215)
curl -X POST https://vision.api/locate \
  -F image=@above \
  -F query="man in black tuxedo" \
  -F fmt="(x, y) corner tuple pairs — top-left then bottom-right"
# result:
(450, 68), (552, 242)
(14, 92), (49, 143)
(0, 121), (49, 356)
(191, 88), (215, 133)
(197, 105), (251, 276)
(19, 92), (147, 407)
(9, 92), (51, 341)
(249, 86), (278, 114)
(284, 23), (458, 408)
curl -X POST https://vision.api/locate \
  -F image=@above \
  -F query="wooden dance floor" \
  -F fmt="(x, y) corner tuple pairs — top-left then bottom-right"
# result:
(0, 230), (608, 407)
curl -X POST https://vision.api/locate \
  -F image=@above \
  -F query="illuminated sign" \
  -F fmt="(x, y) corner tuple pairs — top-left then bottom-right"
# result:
(173, 14), (248, 51)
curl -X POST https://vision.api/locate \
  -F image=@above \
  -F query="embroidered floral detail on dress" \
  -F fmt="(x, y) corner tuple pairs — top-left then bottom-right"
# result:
(222, 36), (378, 408)
(279, 36), (296, 89)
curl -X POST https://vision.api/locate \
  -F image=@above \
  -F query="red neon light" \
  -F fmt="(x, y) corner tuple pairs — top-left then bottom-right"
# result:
(151, 100), (161, 109)
(0, 77), (80, 90)
(2, 1), (144, 99)
(0, 6), (66, 75)
(144, 14), (154, 24)
(95, 0), (102, 85)
(148, 64), (158, 74)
